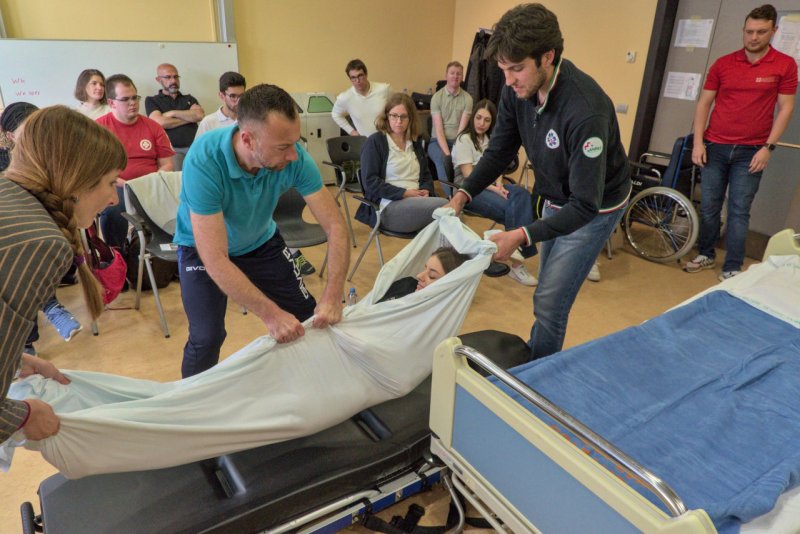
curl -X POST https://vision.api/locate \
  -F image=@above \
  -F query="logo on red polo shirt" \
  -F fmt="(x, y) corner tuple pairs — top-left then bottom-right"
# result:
(755, 76), (777, 83)
(140, 139), (152, 151)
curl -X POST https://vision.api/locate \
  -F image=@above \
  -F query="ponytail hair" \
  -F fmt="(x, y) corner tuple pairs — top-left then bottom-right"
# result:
(4, 106), (127, 319)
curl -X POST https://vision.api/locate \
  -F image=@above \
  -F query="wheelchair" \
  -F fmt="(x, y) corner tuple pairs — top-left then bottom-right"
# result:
(622, 135), (700, 263)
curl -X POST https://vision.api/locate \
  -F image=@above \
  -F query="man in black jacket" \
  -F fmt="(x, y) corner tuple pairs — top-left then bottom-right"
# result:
(447, 3), (631, 359)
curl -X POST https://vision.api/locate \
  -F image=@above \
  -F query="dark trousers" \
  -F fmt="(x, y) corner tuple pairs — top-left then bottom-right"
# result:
(99, 186), (127, 249)
(178, 231), (316, 378)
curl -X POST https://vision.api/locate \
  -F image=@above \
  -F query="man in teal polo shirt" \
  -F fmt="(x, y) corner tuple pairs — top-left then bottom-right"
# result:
(174, 84), (350, 378)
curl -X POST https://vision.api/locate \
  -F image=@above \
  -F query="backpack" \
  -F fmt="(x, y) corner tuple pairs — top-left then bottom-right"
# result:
(84, 223), (127, 305)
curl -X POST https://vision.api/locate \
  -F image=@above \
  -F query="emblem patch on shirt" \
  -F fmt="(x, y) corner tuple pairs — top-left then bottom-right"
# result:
(582, 137), (603, 158)
(545, 129), (560, 149)
(140, 139), (153, 151)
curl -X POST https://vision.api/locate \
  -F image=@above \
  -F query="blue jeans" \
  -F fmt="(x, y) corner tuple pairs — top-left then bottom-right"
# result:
(529, 203), (624, 358)
(698, 142), (762, 272)
(178, 231), (316, 378)
(467, 184), (537, 258)
(427, 138), (454, 191)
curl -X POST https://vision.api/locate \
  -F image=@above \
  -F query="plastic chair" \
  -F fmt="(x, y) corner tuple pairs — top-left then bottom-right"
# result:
(323, 136), (367, 248)
(348, 170), (418, 281)
(121, 171), (181, 338)
(273, 188), (328, 278)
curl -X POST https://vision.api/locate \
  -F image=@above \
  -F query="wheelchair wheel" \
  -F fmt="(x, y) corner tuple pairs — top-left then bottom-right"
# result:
(623, 186), (698, 263)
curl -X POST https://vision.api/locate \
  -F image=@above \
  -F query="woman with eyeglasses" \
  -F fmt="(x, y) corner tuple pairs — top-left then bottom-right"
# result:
(356, 93), (447, 233)
(74, 69), (112, 120)
(451, 99), (538, 286)
(0, 106), (125, 443)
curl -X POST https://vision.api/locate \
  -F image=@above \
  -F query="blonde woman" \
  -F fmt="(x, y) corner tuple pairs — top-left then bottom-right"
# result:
(1, 106), (125, 442)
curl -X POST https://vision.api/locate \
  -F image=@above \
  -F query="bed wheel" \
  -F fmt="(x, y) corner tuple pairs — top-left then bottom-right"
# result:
(20, 501), (43, 534)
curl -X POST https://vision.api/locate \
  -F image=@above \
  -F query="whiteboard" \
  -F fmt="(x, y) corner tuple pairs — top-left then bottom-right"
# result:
(0, 40), (238, 117)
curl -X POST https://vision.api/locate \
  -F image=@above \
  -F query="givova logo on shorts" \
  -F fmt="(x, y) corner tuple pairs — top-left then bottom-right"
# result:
(582, 137), (603, 158)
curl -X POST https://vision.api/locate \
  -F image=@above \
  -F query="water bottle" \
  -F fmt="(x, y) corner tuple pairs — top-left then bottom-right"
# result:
(347, 287), (358, 306)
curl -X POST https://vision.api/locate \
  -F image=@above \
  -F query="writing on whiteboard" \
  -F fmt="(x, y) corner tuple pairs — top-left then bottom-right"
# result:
(11, 78), (25, 84)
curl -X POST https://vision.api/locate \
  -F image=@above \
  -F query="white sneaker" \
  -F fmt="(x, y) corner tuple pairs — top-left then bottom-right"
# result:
(718, 270), (741, 282)
(586, 262), (601, 282)
(509, 264), (538, 286)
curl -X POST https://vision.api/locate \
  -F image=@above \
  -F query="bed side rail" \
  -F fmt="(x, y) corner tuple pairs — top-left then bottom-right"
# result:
(453, 344), (688, 518)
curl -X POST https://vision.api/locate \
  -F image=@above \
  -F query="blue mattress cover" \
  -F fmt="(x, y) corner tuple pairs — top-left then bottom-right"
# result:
(499, 291), (800, 533)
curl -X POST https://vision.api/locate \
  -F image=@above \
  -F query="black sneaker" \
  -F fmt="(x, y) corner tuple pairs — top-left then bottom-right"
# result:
(291, 250), (316, 276)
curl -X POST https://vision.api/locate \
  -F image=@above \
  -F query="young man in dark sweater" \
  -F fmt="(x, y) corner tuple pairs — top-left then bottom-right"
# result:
(447, 3), (631, 359)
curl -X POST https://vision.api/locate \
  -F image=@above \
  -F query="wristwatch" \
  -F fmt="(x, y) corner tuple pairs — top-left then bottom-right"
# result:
(764, 143), (776, 151)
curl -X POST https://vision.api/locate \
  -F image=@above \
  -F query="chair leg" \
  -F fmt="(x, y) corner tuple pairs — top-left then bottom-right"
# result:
(375, 233), (384, 266)
(336, 186), (357, 248)
(91, 321), (99, 336)
(606, 237), (613, 259)
(348, 226), (380, 281)
(318, 249), (329, 278)
(144, 257), (170, 338)
(135, 253), (145, 310)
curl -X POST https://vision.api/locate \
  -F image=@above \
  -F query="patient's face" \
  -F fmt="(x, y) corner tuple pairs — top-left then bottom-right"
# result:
(416, 256), (446, 291)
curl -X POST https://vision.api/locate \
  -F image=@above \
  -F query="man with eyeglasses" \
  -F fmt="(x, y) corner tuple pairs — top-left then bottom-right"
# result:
(145, 63), (205, 170)
(195, 71), (247, 139)
(331, 59), (391, 137)
(96, 73), (175, 248)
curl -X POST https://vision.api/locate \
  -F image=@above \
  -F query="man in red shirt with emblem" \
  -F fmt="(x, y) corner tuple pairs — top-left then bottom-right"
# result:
(685, 4), (796, 280)
(96, 74), (175, 248)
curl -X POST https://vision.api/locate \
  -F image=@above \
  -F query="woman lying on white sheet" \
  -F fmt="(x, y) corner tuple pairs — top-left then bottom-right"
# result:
(1, 213), (494, 479)
(378, 246), (471, 302)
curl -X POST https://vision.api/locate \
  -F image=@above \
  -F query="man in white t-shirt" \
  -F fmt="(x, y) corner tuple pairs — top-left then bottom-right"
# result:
(195, 71), (246, 139)
(331, 59), (392, 137)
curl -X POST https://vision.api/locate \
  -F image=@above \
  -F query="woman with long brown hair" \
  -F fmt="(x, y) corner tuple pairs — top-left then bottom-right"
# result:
(0, 105), (125, 442)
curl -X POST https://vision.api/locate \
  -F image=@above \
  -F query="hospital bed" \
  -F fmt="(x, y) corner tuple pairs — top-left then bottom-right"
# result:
(430, 230), (800, 534)
(20, 330), (533, 533)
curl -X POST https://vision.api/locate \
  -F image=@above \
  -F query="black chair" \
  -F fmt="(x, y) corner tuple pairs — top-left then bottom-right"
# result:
(121, 171), (181, 338)
(348, 170), (418, 281)
(323, 136), (367, 248)
(274, 188), (328, 278)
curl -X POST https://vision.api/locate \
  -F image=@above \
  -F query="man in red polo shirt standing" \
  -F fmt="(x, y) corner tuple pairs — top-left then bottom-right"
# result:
(685, 4), (796, 280)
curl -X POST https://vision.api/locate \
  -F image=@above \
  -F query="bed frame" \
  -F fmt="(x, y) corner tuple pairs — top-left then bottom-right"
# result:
(429, 229), (800, 533)
(430, 338), (716, 533)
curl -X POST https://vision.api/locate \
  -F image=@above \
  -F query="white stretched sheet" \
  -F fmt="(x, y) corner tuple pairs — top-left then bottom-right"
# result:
(2, 211), (494, 478)
(679, 255), (800, 328)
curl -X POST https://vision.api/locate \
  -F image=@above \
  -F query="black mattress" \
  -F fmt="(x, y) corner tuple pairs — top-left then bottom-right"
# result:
(35, 330), (532, 533)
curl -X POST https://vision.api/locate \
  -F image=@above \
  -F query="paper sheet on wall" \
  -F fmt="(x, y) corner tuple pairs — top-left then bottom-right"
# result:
(674, 19), (714, 48)
(663, 72), (701, 101)
(774, 15), (800, 68)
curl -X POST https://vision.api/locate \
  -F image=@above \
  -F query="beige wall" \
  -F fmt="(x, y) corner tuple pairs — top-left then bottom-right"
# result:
(0, 0), (216, 41)
(452, 0), (658, 150)
(232, 0), (455, 95)
(0, 0), (455, 99)
(0, 0), (655, 145)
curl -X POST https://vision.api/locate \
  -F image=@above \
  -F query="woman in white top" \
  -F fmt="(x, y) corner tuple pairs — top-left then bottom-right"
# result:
(356, 93), (446, 233)
(452, 99), (538, 286)
(74, 69), (111, 120)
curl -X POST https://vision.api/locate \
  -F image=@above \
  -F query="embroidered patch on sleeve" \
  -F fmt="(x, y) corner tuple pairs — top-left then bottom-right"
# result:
(582, 137), (603, 158)
(545, 129), (560, 149)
